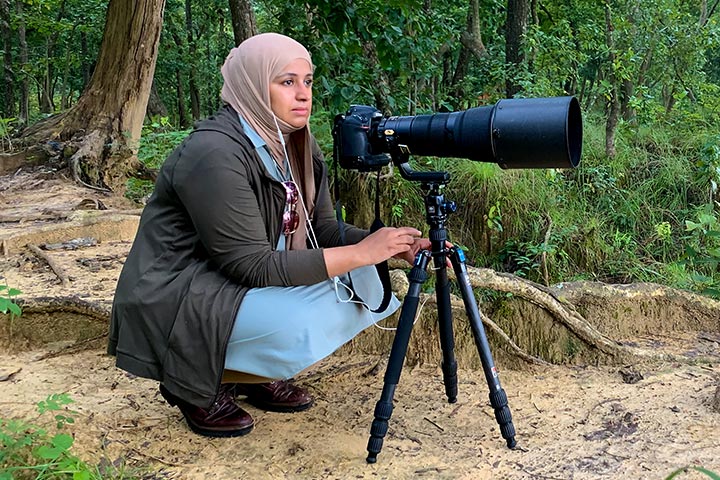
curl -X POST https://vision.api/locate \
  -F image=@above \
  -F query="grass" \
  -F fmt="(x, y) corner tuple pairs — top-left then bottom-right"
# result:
(132, 111), (720, 298)
(0, 393), (150, 480)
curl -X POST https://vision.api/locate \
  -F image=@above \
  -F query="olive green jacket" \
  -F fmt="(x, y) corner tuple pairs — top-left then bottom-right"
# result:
(108, 106), (366, 408)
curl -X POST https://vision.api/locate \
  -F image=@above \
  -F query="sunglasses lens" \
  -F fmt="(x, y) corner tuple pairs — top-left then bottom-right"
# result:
(283, 210), (299, 235)
(281, 181), (299, 235)
(283, 181), (298, 203)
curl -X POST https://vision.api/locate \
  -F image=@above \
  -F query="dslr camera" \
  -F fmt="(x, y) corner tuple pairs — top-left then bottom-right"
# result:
(332, 96), (582, 173)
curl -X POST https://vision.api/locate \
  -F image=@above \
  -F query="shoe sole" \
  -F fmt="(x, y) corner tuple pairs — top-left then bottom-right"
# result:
(243, 398), (314, 413)
(183, 414), (254, 438)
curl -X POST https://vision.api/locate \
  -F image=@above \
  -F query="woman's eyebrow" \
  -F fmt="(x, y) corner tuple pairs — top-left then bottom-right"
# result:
(276, 72), (313, 78)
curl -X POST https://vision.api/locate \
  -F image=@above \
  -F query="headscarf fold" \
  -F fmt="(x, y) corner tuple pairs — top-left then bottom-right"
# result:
(220, 32), (316, 251)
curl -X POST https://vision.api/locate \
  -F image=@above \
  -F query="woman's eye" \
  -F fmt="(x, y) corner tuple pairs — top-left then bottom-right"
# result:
(283, 79), (294, 86)
(304, 79), (313, 87)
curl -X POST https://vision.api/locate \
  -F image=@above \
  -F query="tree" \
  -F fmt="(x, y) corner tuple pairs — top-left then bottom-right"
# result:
(604, 2), (620, 158)
(0, 0), (14, 118)
(19, 0), (165, 192)
(505, 0), (530, 98)
(228, 0), (256, 46)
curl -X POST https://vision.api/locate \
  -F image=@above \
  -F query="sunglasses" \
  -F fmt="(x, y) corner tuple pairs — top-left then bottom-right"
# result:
(282, 181), (300, 235)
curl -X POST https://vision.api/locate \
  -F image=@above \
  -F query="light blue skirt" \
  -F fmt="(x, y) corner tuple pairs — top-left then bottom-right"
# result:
(224, 269), (401, 379)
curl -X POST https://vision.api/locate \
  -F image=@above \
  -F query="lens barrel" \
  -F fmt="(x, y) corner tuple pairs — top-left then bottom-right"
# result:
(376, 96), (582, 169)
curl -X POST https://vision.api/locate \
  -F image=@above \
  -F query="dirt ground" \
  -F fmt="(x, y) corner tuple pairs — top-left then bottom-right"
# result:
(1, 171), (720, 479)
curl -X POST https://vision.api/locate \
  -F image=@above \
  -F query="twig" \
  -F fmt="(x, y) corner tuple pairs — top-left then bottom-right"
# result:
(31, 332), (108, 361)
(129, 448), (187, 467)
(0, 213), (68, 223)
(530, 393), (542, 413)
(423, 417), (444, 432)
(582, 397), (626, 424)
(519, 468), (565, 480)
(541, 216), (553, 287)
(479, 309), (551, 366)
(26, 243), (70, 288)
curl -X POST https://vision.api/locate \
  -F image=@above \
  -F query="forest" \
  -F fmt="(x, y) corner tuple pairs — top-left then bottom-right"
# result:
(1, 1), (720, 479)
(1, 0), (719, 298)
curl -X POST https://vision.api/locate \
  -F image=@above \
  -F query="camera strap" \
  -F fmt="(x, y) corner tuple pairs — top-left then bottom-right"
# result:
(334, 165), (393, 314)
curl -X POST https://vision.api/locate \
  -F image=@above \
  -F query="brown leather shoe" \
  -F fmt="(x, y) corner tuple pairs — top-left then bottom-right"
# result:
(159, 384), (254, 437)
(233, 380), (314, 413)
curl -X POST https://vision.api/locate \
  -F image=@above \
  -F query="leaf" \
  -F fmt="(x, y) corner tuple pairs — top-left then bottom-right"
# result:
(35, 444), (62, 460)
(74, 471), (92, 480)
(7, 303), (21, 317)
(665, 467), (720, 480)
(51, 433), (74, 451)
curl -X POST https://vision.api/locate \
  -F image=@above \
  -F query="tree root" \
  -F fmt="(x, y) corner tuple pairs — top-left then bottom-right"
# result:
(421, 292), (550, 366)
(462, 266), (716, 364)
(26, 243), (70, 288)
(16, 295), (111, 321)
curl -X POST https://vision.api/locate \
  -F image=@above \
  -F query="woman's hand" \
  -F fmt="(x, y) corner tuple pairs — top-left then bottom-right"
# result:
(355, 227), (423, 265)
(393, 236), (432, 265)
(323, 227), (437, 278)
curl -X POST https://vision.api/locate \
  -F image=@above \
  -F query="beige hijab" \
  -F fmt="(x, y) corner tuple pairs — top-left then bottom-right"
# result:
(220, 33), (316, 251)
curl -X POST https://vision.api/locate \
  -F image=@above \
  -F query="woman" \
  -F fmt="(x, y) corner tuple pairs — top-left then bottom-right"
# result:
(108, 32), (429, 438)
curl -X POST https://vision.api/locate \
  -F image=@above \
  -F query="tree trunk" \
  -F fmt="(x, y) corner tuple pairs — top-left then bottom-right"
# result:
(699, 0), (720, 27)
(185, 0), (201, 121)
(0, 0), (14, 118)
(604, 3), (619, 158)
(20, 0), (165, 192)
(505, 0), (530, 98)
(80, 31), (92, 89)
(147, 80), (168, 117)
(39, 40), (54, 113)
(170, 23), (191, 129)
(228, 0), (257, 46)
(60, 41), (73, 110)
(346, 1), (392, 113)
(17, 0), (29, 126)
(449, 0), (486, 107)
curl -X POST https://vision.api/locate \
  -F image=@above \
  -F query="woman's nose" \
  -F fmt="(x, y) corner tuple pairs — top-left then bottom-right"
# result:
(296, 84), (310, 99)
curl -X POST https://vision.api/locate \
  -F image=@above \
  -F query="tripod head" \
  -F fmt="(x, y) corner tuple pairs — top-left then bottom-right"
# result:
(393, 158), (457, 241)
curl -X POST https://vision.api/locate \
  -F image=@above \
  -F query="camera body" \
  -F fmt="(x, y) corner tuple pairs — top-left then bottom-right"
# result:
(333, 105), (391, 171)
(332, 96), (583, 172)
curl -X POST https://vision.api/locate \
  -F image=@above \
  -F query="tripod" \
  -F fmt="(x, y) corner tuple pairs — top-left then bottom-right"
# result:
(365, 166), (517, 463)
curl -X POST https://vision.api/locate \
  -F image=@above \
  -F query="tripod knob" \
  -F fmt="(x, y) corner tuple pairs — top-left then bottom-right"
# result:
(443, 201), (457, 213)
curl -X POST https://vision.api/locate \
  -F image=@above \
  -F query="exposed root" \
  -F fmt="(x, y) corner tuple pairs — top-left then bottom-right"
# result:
(16, 295), (111, 321)
(26, 243), (70, 288)
(422, 292), (549, 366)
(462, 266), (715, 364)
(480, 312), (551, 366)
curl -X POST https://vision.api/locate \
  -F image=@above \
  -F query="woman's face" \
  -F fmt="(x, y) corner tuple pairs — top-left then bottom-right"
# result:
(269, 58), (313, 129)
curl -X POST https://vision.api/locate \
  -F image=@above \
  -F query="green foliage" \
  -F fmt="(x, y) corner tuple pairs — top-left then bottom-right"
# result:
(126, 118), (191, 203)
(0, 283), (22, 337)
(5, 0), (720, 299)
(0, 394), (144, 479)
(0, 284), (22, 318)
(0, 118), (18, 152)
(665, 466), (720, 480)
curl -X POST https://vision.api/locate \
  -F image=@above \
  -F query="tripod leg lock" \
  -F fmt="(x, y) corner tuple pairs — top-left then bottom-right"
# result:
(489, 388), (517, 448)
(441, 360), (458, 403)
(367, 400), (394, 463)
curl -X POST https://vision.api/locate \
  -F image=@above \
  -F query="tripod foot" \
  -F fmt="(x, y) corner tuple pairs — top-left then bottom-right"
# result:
(366, 454), (377, 464)
(507, 437), (517, 449)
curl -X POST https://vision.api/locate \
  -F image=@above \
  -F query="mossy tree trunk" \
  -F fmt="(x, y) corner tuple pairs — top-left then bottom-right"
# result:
(19, 0), (165, 193)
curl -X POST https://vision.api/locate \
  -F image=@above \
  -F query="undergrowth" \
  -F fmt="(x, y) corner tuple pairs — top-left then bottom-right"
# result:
(134, 113), (720, 298)
(0, 394), (148, 479)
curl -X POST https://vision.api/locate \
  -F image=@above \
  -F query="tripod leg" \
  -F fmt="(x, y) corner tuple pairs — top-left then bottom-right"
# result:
(449, 247), (517, 449)
(366, 251), (430, 464)
(432, 235), (458, 403)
